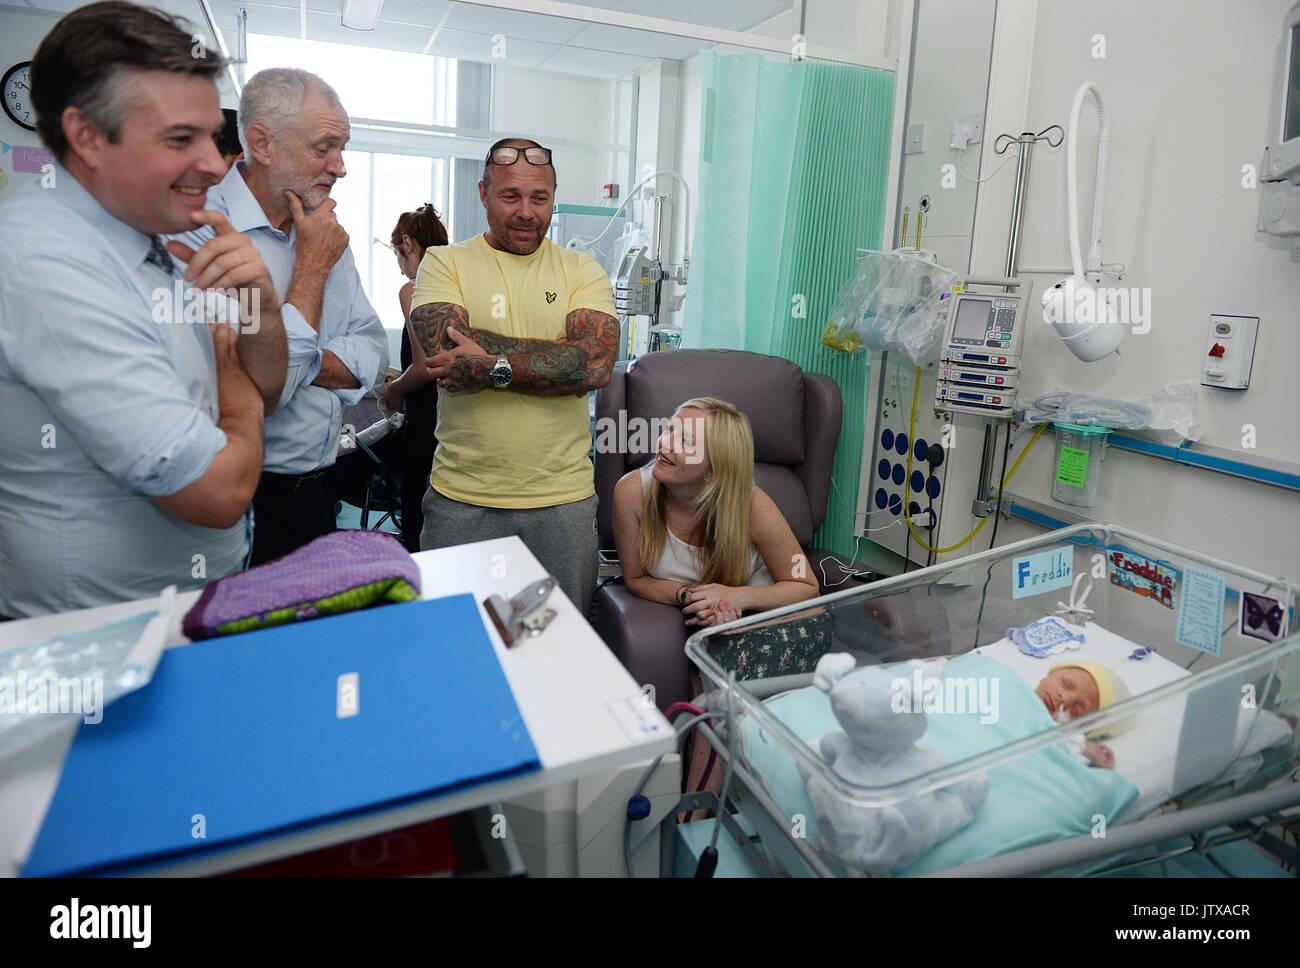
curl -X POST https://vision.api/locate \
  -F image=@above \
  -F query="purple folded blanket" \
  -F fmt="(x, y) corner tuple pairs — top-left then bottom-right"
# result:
(183, 530), (422, 640)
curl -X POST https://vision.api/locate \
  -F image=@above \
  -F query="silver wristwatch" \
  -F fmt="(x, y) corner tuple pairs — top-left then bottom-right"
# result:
(490, 352), (512, 388)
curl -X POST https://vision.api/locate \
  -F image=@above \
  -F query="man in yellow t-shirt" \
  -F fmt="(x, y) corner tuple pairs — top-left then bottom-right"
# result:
(410, 138), (619, 612)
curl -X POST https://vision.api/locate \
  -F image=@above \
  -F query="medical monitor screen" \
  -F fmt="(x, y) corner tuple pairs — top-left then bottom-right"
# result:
(1286, 23), (1300, 143)
(952, 297), (993, 342)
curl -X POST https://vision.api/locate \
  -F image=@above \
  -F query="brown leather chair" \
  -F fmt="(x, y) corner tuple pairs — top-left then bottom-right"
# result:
(588, 349), (885, 710)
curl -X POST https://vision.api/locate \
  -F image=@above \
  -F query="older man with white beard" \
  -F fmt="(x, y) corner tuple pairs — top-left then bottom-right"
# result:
(173, 68), (388, 563)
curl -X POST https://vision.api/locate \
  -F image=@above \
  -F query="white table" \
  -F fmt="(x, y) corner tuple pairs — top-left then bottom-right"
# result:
(0, 537), (673, 876)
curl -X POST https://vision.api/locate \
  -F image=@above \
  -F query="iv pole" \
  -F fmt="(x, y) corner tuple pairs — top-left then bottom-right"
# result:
(970, 125), (1063, 518)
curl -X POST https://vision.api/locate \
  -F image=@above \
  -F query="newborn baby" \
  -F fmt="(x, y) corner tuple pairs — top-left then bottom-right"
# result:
(1034, 661), (1131, 770)
(1060, 718), (1115, 769)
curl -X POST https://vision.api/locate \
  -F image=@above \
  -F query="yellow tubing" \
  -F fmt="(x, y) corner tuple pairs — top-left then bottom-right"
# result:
(901, 367), (1047, 555)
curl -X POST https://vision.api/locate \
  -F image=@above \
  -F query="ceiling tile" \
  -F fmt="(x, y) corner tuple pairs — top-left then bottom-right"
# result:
(534, 44), (650, 78)
(374, 0), (453, 25)
(444, 5), (594, 44)
(563, 21), (704, 60)
(612, 0), (790, 31)
(423, 26), (557, 68)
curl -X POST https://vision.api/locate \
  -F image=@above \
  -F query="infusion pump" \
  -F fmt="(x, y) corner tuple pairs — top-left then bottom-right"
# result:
(934, 276), (1034, 419)
(614, 246), (661, 316)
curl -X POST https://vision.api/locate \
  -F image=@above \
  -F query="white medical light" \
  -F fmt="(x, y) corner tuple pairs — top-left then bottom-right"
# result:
(1042, 81), (1124, 363)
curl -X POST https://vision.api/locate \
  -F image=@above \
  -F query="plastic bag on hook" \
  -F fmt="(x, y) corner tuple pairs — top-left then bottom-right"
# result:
(821, 251), (959, 367)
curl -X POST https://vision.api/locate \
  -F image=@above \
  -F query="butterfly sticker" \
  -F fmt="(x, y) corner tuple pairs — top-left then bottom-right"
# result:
(544, 291), (557, 303)
(1240, 592), (1287, 644)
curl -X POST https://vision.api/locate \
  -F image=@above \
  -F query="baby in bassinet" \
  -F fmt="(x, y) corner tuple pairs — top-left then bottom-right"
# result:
(1035, 660), (1132, 769)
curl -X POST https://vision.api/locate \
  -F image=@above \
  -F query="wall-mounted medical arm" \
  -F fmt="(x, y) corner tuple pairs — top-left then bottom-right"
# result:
(1066, 81), (1109, 281)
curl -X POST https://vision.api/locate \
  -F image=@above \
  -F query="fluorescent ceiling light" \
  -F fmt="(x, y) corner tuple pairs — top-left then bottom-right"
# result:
(341, 0), (385, 31)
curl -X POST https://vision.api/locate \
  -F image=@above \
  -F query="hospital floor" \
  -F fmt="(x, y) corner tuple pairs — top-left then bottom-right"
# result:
(335, 502), (400, 535)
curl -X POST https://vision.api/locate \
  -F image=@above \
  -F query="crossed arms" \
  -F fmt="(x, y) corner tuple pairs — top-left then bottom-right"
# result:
(409, 301), (619, 396)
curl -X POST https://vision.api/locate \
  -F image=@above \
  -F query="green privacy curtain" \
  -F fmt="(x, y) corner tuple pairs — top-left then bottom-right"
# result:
(683, 50), (895, 558)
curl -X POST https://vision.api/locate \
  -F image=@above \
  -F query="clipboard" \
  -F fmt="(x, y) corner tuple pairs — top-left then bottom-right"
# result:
(24, 594), (538, 876)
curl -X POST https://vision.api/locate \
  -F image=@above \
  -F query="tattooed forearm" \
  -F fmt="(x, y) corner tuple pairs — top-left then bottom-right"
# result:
(567, 308), (621, 389)
(409, 304), (568, 363)
(422, 300), (620, 396)
(448, 354), (492, 389)
(507, 344), (592, 394)
(464, 329), (555, 356)
(410, 301), (470, 357)
(504, 308), (620, 397)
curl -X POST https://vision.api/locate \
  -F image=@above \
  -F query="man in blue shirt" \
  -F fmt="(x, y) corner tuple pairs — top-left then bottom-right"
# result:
(174, 68), (388, 564)
(0, 1), (287, 618)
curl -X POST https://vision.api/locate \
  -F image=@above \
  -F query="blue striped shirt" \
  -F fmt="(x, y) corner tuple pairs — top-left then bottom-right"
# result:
(0, 167), (250, 617)
(171, 162), (387, 474)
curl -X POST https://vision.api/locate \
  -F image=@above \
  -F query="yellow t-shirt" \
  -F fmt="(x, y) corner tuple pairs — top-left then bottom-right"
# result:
(412, 234), (616, 509)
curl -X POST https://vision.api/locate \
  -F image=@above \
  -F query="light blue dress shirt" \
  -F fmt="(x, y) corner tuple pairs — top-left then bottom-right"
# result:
(0, 167), (250, 618)
(172, 163), (388, 474)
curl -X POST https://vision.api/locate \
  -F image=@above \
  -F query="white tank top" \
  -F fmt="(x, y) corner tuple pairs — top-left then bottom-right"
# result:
(639, 464), (775, 587)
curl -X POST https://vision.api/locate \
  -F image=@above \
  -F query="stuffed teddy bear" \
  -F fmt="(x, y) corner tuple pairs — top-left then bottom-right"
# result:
(798, 653), (989, 875)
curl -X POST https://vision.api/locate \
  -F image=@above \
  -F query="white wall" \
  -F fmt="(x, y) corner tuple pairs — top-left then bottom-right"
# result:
(895, 0), (996, 269)
(0, 7), (61, 204)
(492, 64), (620, 208)
(629, 59), (681, 264)
(964, 0), (1300, 578)
(673, 50), (702, 299)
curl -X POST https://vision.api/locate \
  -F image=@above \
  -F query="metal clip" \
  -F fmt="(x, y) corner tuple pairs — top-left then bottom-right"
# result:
(485, 575), (557, 646)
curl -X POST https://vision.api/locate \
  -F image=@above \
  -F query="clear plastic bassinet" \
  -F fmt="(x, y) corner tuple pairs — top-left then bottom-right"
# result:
(683, 524), (1299, 877)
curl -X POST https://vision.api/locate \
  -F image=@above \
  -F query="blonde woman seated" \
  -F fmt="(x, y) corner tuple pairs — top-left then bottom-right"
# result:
(611, 397), (820, 654)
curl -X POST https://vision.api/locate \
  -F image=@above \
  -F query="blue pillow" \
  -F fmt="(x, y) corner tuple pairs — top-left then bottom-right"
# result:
(739, 653), (1138, 875)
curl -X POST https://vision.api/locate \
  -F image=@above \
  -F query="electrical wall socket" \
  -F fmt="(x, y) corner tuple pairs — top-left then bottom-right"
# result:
(905, 122), (928, 154)
(1201, 314), (1259, 390)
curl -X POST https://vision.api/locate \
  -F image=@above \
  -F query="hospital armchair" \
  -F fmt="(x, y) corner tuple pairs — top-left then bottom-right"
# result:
(589, 349), (888, 711)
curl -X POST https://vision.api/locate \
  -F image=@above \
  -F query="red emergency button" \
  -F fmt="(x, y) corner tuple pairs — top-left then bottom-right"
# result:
(1208, 343), (1226, 357)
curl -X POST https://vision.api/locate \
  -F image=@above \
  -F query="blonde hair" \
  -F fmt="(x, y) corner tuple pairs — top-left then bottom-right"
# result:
(640, 398), (755, 587)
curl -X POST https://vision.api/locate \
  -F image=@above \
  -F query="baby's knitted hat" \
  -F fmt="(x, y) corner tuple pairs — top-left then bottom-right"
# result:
(1050, 660), (1134, 739)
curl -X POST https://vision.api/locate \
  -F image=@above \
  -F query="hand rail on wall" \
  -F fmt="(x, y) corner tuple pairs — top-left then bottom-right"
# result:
(1106, 434), (1300, 493)
(994, 433), (1300, 534)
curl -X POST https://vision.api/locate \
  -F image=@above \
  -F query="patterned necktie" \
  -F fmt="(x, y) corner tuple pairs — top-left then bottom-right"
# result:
(145, 235), (175, 275)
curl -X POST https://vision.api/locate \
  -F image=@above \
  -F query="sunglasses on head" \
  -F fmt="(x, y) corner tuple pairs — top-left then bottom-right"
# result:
(486, 145), (552, 167)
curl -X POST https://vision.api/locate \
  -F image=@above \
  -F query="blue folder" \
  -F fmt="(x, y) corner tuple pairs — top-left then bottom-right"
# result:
(24, 594), (539, 876)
